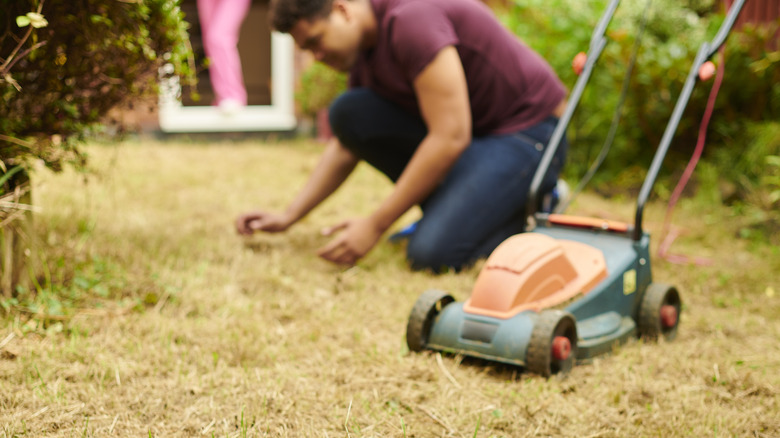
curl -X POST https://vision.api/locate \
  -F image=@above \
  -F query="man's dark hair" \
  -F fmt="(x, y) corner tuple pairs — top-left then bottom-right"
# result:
(270, 0), (334, 33)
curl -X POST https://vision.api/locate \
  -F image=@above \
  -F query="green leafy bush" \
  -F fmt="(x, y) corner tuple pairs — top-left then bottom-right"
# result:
(0, 0), (194, 174)
(501, 0), (779, 193)
(1, 0), (194, 300)
(704, 121), (780, 243)
(295, 61), (347, 117)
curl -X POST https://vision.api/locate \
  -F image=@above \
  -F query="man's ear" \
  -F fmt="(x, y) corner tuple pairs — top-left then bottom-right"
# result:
(332, 0), (352, 21)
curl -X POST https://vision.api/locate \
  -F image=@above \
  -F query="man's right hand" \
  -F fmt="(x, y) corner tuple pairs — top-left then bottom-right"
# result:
(235, 211), (294, 235)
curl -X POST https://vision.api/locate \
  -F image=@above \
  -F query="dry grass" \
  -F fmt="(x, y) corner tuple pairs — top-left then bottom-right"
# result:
(0, 137), (778, 437)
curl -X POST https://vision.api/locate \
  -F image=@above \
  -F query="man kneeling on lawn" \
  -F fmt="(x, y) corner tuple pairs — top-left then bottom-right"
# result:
(235, 0), (568, 272)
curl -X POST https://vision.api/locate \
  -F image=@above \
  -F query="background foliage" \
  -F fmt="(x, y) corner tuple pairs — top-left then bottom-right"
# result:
(1, 0), (195, 305)
(501, 0), (779, 239)
(0, 0), (194, 176)
(295, 60), (347, 118)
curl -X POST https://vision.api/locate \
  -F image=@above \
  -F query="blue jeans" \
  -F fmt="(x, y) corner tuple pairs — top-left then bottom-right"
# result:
(329, 88), (567, 272)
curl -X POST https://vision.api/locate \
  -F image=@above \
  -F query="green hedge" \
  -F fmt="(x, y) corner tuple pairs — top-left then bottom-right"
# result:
(1, 0), (195, 304)
(501, 0), (779, 195)
(295, 61), (348, 118)
(0, 0), (194, 175)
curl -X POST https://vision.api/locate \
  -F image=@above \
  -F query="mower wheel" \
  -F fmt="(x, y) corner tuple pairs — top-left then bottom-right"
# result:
(638, 283), (682, 341)
(406, 290), (455, 353)
(526, 310), (578, 377)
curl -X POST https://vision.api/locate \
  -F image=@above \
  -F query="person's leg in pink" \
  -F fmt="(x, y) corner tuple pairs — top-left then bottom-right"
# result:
(197, 0), (252, 110)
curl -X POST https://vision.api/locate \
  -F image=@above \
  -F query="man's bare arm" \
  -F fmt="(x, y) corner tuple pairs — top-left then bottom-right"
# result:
(317, 45), (471, 264)
(369, 45), (472, 231)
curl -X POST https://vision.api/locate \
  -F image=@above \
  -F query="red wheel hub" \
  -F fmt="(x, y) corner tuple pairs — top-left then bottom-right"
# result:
(660, 305), (678, 328)
(551, 336), (572, 361)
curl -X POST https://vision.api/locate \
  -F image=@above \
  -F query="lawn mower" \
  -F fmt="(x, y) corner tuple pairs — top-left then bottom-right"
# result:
(405, 0), (746, 377)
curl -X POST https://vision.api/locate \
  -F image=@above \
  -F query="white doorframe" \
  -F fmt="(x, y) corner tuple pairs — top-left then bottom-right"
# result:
(158, 32), (296, 133)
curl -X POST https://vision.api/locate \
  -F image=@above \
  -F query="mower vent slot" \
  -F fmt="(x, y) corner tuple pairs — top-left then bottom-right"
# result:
(461, 320), (499, 344)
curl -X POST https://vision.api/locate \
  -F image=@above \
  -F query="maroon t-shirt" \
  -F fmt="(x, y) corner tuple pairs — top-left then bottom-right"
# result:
(350, 0), (566, 136)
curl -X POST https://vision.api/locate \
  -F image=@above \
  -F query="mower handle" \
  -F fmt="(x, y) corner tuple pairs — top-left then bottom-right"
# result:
(526, 0), (621, 225)
(633, 0), (746, 241)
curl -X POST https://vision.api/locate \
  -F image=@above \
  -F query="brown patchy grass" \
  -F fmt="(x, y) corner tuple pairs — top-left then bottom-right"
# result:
(1, 138), (778, 437)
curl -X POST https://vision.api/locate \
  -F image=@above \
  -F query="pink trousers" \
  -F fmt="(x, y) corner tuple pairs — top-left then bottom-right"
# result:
(197, 0), (252, 105)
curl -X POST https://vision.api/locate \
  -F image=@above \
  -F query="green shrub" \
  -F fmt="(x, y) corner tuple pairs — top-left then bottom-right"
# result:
(704, 121), (780, 244)
(501, 0), (779, 194)
(1, 0), (194, 301)
(295, 61), (347, 117)
(0, 0), (194, 175)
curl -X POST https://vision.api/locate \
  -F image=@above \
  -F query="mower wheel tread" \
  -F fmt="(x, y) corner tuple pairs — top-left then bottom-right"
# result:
(638, 283), (682, 341)
(406, 289), (455, 353)
(526, 310), (578, 377)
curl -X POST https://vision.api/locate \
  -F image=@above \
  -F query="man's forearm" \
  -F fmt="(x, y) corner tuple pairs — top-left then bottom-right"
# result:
(369, 131), (467, 231)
